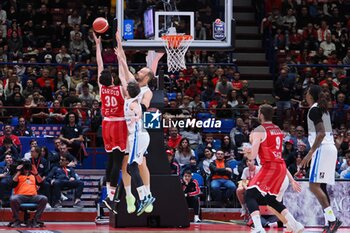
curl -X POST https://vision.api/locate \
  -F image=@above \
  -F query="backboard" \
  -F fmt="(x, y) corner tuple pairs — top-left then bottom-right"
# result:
(116, 0), (235, 51)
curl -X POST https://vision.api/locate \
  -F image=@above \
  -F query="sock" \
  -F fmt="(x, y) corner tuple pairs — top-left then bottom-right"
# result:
(268, 222), (278, 228)
(284, 212), (298, 228)
(324, 206), (336, 222)
(136, 186), (146, 200)
(145, 184), (151, 196)
(106, 183), (111, 198)
(109, 186), (116, 200)
(125, 185), (132, 197)
(324, 213), (329, 226)
(251, 214), (263, 230)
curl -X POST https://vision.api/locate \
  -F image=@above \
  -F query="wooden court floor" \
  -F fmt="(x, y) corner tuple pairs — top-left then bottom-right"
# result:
(0, 222), (349, 233)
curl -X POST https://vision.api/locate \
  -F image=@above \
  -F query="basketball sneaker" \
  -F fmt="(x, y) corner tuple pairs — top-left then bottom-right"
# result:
(293, 221), (304, 233)
(103, 197), (117, 215)
(126, 195), (136, 214)
(136, 195), (155, 216)
(323, 218), (342, 233)
(144, 203), (153, 213)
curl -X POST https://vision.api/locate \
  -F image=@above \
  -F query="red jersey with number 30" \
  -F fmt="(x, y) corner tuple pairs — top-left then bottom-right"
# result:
(100, 85), (124, 117)
(258, 123), (284, 164)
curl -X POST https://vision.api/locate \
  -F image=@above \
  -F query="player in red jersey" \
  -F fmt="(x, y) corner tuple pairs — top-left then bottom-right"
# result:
(93, 33), (127, 213)
(245, 104), (303, 233)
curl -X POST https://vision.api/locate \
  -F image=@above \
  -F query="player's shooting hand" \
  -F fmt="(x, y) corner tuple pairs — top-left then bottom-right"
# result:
(93, 32), (101, 45)
(300, 152), (312, 169)
(291, 180), (301, 193)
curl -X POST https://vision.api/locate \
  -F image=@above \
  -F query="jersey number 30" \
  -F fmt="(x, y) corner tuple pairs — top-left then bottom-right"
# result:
(105, 96), (118, 107)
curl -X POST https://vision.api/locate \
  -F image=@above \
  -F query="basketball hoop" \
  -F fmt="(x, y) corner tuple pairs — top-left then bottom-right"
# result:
(161, 34), (193, 73)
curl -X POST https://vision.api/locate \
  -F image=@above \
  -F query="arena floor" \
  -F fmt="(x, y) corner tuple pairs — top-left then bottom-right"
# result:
(0, 222), (349, 233)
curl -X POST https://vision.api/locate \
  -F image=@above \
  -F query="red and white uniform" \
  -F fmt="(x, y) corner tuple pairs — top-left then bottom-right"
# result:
(100, 85), (127, 152)
(248, 123), (287, 196)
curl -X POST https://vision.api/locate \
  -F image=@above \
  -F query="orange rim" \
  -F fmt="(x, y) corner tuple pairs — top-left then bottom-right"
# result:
(161, 35), (193, 48)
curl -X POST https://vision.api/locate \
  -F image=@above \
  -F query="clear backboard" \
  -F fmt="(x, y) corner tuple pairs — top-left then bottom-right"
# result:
(116, 0), (235, 51)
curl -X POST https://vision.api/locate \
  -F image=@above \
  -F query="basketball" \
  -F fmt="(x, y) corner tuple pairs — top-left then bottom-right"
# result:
(93, 17), (109, 34)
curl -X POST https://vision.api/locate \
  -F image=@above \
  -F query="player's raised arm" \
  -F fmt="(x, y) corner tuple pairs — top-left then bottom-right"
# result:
(115, 31), (136, 83)
(93, 32), (103, 88)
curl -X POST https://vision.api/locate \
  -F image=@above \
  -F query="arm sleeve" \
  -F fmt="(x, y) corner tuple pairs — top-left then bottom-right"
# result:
(309, 107), (323, 125)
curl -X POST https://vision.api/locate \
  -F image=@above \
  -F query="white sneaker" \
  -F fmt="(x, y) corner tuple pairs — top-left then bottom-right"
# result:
(240, 207), (246, 217)
(126, 195), (136, 214)
(45, 203), (51, 209)
(194, 216), (201, 223)
(251, 227), (266, 233)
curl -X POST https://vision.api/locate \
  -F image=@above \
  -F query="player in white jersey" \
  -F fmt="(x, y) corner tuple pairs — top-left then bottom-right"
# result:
(122, 81), (155, 216)
(115, 31), (163, 214)
(300, 85), (341, 232)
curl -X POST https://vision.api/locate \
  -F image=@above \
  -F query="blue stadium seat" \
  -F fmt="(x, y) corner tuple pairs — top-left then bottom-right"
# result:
(192, 172), (209, 207)
(228, 160), (240, 170)
(220, 119), (235, 133)
(167, 93), (177, 101)
(192, 173), (204, 186)
(11, 117), (19, 126)
(213, 139), (221, 150)
(196, 112), (213, 120)
(344, 172), (350, 179)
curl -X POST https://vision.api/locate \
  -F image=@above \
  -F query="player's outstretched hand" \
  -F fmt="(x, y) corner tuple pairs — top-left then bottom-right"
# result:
(300, 152), (312, 169)
(291, 180), (301, 193)
(93, 32), (101, 45)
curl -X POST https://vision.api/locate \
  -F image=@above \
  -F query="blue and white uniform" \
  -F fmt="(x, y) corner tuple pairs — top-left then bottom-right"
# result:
(124, 96), (150, 165)
(307, 103), (337, 185)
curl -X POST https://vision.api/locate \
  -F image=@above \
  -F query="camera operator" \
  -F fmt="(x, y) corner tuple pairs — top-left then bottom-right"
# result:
(7, 160), (48, 228)
(0, 154), (13, 207)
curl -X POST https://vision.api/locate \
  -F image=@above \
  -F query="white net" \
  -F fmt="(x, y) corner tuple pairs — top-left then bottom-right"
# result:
(161, 35), (193, 73)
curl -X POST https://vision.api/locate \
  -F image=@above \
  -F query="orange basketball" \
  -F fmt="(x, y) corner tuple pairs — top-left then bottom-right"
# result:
(93, 17), (109, 34)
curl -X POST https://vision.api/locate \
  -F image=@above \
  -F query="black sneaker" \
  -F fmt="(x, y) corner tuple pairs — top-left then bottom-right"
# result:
(31, 219), (44, 228)
(7, 219), (21, 228)
(103, 197), (117, 214)
(325, 218), (342, 233)
(136, 195), (155, 216)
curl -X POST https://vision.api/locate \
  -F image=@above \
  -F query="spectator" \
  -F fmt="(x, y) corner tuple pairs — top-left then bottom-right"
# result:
(0, 4), (6, 37)
(31, 97), (50, 124)
(76, 76), (93, 95)
(215, 76), (233, 96)
(317, 20), (331, 42)
(168, 127), (182, 149)
(196, 134), (215, 161)
(59, 112), (84, 162)
(7, 30), (23, 60)
(188, 94), (205, 111)
(320, 34), (336, 56)
(229, 117), (244, 147)
(199, 147), (216, 178)
(0, 154), (13, 206)
(180, 126), (202, 150)
(236, 157), (260, 217)
(48, 100), (68, 124)
(340, 152), (350, 179)
(167, 148), (180, 176)
(29, 146), (50, 205)
(46, 154), (84, 208)
(63, 88), (80, 108)
(183, 156), (200, 174)
(343, 48), (350, 65)
(221, 135), (236, 161)
(67, 10), (81, 28)
(291, 126), (310, 152)
(69, 33), (90, 62)
(194, 21), (206, 40)
(23, 139), (38, 160)
(273, 68), (294, 124)
(7, 161), (47, 228)
(0, 124), (21, 154)
(13, 117), (33, 137)
(216, 95), (233, 118)
(55, 45), (73, 64)
(78, 84), (95, 108)
(181, 170), (201, 222)
(209, 149), (236, 206)
(332, 92), (350, 128)
(282, 140), (297, 168)
(175, 138), (195, 169)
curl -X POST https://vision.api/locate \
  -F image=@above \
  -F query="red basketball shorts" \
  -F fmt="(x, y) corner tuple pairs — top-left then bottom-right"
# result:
(248, 162), (287, 196)
(102, 120), (127, 153)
